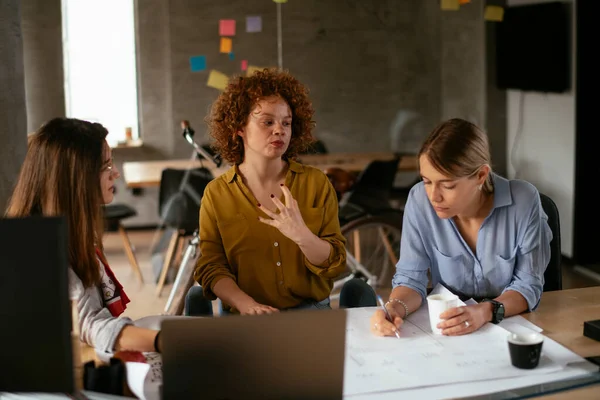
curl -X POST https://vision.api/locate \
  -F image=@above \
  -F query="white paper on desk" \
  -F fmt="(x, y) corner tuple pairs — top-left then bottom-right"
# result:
(125, 362), (150, 399)
(343, 284), (566, 397)
(459, 292), (544, 334)
(441, 289), (579, 367)
(500, 316), (543, 334)
(346, 362), (599, 400)
(124, 352), (162, 400)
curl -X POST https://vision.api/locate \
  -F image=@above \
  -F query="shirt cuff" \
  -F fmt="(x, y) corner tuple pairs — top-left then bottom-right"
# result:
(304, 241), (346, 278)
(101, 317), (134, 354)
(502, 284), (541, 311)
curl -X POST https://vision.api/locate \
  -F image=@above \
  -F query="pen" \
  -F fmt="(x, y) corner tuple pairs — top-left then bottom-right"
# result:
(377, 295), (401, 339)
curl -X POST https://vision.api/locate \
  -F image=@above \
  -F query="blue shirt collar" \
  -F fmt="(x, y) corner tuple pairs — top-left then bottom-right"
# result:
(491, 172), (512, 209)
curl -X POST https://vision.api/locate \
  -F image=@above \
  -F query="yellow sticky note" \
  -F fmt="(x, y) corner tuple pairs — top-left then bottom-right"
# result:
(441, 0), (460, 11)
(219, 37), (232, 54)
(273, 0), (288, 3)
(484, 5), (504, 22)
(246, 65), (265, 76)
(207, 70), (229, 90)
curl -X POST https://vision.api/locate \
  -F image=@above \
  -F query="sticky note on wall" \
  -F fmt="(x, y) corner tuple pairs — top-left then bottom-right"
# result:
(207, 70), (229, 90)
(459, 0), (470, 4)
(246, 65), (265, 76)
(189, 55), (206, 72)
(220, 37), (232, 53)
(441, 0), (459, 11)
(241, 60), (248, 71)
(219, 19), (236, 36)
(246, 16), (262, 33)
(484, 6), (504, 22)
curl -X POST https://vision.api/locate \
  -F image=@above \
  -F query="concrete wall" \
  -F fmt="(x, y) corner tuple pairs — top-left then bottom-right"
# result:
(123, 0), (492, 226)
(21, 0), (66, 133)
(504, 0), (576, 257)
(137, 0), (446, 158)
(0, 0), (28, 211)
(7, 0), (495, 227)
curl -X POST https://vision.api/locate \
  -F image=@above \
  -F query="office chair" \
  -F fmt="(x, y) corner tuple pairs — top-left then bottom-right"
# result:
(154, 167), (213, 296)
(300, 139), (328, 155)
(539, 192), (562, 292)
(104, 203), (144, 284)
(338, 157), (401, 224)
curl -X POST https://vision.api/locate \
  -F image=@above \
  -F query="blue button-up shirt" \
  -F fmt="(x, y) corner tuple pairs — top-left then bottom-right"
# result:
(392, 173), (552, 310)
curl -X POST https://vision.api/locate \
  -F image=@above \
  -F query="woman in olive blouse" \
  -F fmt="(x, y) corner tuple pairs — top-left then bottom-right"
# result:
(192, 68), (348, 315)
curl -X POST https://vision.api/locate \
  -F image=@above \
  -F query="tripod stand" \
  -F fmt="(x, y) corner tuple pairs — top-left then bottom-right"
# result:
(149, 121), (221, 255)
(163, 229), (200, 314)
(160, 120), (222, 313)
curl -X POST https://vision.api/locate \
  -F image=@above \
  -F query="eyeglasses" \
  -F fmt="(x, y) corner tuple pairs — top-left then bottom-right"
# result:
(102, 157), (115, 173)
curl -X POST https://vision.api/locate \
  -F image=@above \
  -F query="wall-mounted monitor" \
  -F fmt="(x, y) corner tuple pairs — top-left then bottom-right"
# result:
(495, 1), (571, 93)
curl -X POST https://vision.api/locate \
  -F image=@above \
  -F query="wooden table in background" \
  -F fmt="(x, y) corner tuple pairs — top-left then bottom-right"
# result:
(121, 152), (419, 189)
(122, 159), (229, 189)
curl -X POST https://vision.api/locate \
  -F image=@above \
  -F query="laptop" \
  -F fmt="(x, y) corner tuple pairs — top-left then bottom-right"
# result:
(161, 308), (347, 400)
(0, 216), (73, 393)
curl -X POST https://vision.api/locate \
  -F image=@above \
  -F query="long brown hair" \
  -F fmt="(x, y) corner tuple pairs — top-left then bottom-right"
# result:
(418, 118), (494, 194)
(6, 118), (108, 288)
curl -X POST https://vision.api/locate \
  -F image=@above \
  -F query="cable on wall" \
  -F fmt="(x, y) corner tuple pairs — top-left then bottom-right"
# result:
(276, 2), (283, 69)
(510, 90), (526, 179)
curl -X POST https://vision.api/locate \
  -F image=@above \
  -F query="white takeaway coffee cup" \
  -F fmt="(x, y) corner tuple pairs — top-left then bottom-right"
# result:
(427, 293), (459, 334)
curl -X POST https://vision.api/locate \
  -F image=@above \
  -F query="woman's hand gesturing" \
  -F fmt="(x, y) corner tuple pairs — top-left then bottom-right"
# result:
(258, 184), (311, 244)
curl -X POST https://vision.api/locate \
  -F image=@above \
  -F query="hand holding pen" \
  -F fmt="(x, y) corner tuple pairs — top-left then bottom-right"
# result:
(370, 295), (403, 338)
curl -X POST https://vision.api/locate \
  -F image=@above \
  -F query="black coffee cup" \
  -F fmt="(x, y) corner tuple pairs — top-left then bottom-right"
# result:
(507, 332), (544, 369)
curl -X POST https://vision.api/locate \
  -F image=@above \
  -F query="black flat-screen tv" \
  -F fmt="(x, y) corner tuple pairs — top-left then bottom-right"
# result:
(495, 1), (570, 93)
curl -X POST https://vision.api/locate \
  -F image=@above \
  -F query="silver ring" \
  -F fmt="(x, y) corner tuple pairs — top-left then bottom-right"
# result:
(464, 321), (470, 328)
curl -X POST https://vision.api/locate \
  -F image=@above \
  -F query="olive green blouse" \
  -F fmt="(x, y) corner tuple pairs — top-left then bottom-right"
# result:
(193, 160), (347, 311)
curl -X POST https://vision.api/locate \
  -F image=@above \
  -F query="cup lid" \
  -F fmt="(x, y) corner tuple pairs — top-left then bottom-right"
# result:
(507, 332), (544, 345)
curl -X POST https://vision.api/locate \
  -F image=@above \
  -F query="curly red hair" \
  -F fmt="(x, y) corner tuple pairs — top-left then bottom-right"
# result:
(205, 68), (316, 165)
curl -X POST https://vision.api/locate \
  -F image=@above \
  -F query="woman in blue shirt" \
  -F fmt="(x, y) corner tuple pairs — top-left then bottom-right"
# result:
(371, 118), (552, 336)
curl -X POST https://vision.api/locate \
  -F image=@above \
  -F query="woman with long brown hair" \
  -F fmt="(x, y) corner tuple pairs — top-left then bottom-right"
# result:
(6, 118), (161, 354)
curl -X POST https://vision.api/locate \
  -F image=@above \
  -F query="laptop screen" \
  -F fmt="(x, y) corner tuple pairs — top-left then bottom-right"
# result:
(161, 309), (346, 400)
(0, 216), (73, 393)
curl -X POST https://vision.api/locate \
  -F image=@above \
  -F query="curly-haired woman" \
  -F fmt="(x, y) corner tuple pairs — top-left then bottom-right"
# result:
(190, 68), (369, 315)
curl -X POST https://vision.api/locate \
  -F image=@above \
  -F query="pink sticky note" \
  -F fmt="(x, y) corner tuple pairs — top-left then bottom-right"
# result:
(241, 60), (248, 71)
(219, 19), (236, 36)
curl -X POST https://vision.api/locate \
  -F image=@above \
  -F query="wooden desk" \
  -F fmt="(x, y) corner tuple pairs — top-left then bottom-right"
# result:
(122, 159), (229, 189)
(523, 287), (600, 358)
(78, 287), (600, 398)
(121, 153), (418, 189)
(539, 385), (600, 400)
(521, 287), (600, 399)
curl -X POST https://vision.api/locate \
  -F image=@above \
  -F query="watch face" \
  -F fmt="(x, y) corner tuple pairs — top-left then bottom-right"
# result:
(494, 301), (504, 324)
(496, 303), (505, 321)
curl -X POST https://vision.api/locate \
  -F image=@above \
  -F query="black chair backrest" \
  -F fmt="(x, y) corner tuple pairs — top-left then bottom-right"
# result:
(301, 140), (328, 155)
(158, 167), (213, 234)
(539, 192), (562, 291)
(340, 157), (400, 215)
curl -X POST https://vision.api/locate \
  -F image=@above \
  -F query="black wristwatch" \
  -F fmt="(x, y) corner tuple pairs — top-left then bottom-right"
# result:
(482, 299), (505, 324)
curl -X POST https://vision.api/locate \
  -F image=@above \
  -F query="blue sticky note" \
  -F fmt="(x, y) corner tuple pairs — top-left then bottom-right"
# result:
(190, 55), (207, 72)
(246, 16), (262, 33)
(228, 52), (235, 60)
